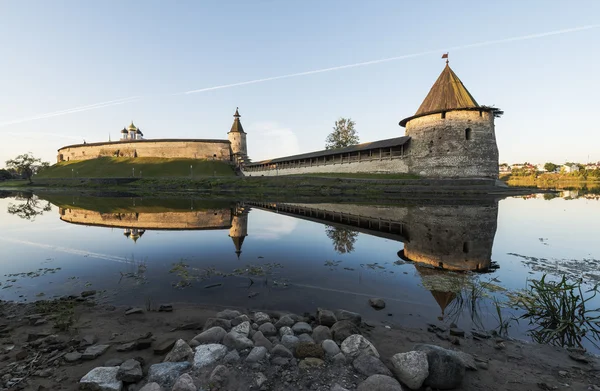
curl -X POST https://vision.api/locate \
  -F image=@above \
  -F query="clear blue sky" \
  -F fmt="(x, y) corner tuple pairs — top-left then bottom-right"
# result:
(1, 0), (599, 166)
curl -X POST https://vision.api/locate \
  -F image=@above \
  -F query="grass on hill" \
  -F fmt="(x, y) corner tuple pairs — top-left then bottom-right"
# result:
(36, 157), (236, 179)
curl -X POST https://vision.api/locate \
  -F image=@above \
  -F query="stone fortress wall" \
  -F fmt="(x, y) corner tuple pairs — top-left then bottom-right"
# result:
(57, 139), (232, 163)
(244, 158), (409, 176)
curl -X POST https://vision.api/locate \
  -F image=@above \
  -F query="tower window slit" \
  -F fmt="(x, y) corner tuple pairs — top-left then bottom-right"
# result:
(465, 128), (472, 141)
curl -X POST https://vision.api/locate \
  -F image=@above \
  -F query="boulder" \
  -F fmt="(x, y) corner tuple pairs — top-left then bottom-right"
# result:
(279, 326), (294, 337)
(322, 339), (341, 357)
(231, 314), (250, 326)
(298, 333), (315, 344)
(341, 335), (379, 359)
(331, 384), (350, 391)
(139, 383), (162, 391)
(281, 335), (300, 350)
(258, 322), (277, 337)
(172, 373), (196, 391)
(203, 318), (231, 331)
(317, 308), (337, 327)
(295, 342), (325, 359)
(116, 359), (143, 383)
(255, 372), (268, 388)
(312, 325), (332, 344)
(223, 350), (240, 363)
(232, 321), (251, 336)
(192, 326), (227, 345)
(223, 330), (254, 350)
(368, 298), (386, 310)
(79, 367), (122, 391)
(209, 365), (230, 388)
(147, 362), (190, 389)
(64, 351), (82, 363)
(356, 374), (403, 391)
(216, 309), (241, 320)
(292, 322), (312, 334)
(252, 331), (273, 351)
(82, 344), (111, 360)
(153, 338), (177, 355)
(413, 344), (465, 389)
(254, 312), (271, 325)
(334, 310), (362, 325)
(164, 339), (194, 362)
(390, 351), (429, 390)
(353, 354), (393, 377)
(274, 315), (295, 329)
(271, 344), (293, 359)
(246, 346), (268, 363)
(332, 353), (347, 365)
(193, 344), (228, 369)
(331, 320), (360, 344)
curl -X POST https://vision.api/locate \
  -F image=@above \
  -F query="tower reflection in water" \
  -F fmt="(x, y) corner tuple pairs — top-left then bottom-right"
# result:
(51, 196), (499, 323)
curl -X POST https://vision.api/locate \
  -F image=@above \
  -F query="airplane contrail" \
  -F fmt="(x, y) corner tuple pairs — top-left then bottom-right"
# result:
(1, 24), (597, 128)
(0, 96), (140, 128)
(181, 24), (600, 95)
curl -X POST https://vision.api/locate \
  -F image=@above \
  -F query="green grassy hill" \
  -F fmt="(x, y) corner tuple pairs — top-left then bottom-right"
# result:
(36, 157), (236, 179)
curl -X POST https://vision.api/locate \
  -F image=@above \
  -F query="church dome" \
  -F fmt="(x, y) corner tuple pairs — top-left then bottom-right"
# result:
(127, 121), (137, 131)
(120, 127), (127, 134)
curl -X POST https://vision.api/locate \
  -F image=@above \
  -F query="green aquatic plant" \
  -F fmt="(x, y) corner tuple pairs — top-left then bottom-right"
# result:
(514, 274), (600, 349)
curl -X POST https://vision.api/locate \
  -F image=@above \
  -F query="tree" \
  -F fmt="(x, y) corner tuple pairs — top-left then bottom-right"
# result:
(5, 153), (47, 183)
(325, 118), (359, 150)
(7, 193), (52, 221)
(0, 169), (12, 180)
(544, 162), (558, 173)
(325, 226), (358, 254)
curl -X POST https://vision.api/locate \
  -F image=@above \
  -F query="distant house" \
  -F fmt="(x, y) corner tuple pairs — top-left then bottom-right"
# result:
(585, 163), (600, 171)
(499, 164), (511, 173)
(536, 164), (546, 172)
(562, 164), (580, 173)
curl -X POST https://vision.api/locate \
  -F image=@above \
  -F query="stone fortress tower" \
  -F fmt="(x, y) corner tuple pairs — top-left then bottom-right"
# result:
(229, 204), (249, 258)
(399, 61), (503, 178)
(228, 108), (248, 166)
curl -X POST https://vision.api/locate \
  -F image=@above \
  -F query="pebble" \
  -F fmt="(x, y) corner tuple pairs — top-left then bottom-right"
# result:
(292, 322), (313, 334)
(254, 312), (271, 325)
(172, 373), (197, 391)
(279, 326), (294, 337)
(64, 352), (82, 363)
(104, 358), (124, 367)
(258, 322), (277, 337)
(125, 307), (144, 315)
(368, 298), (386, 310)
(116, 358), (143, 383)
(82, 344), (110, 360)
(341, 335), (379, 359)
(449, 328), (465, 337)
(271, 344), (294, 359)
(281, 334), (300, 350)
(275, 315), (295, 329)
(216, 309), (241, 320)
(79, 367), (122, 391)
(193, 344), (228, 369)
(153, 338), (177, 355)
(246, 346), (268, 363)
(357, 374), (403, 391)
(317, 308), (338, 327)
(322, 339), (341, 357)
(299, 357), (325, 369)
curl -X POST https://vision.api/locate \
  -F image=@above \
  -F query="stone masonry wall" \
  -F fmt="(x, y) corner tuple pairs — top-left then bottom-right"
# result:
(57, 139), (232, 163)
(243, 158), (409, 176)
(405, 110), (499, 178)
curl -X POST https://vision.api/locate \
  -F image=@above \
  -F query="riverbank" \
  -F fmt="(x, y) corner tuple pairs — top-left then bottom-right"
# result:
(501, 174), (600, 191)
(0, 176), (544, 202)
(1, 296), (597, 391)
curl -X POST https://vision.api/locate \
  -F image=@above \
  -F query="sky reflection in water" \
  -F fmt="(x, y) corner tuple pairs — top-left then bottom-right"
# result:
(0, 191), (599, 350)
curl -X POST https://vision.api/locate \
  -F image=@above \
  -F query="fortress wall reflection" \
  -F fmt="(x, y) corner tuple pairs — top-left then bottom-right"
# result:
(58, 208), (232, 230)
(402, 203), (498, 271)
(251, 201), (498, 273)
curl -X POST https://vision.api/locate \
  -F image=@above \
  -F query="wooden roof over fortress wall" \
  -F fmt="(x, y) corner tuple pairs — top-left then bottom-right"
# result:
(246, 136), (410, 166)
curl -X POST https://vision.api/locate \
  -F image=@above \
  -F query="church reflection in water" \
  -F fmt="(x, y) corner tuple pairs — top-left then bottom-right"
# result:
(53, 196), (499, 319)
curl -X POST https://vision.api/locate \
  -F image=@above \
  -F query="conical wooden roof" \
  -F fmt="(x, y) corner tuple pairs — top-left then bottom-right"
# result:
(415, 64), (479, 116)
(229, 108), (245, 134)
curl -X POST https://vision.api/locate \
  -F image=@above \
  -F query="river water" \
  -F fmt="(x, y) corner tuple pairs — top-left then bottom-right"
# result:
(1, 190), (599, 351)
